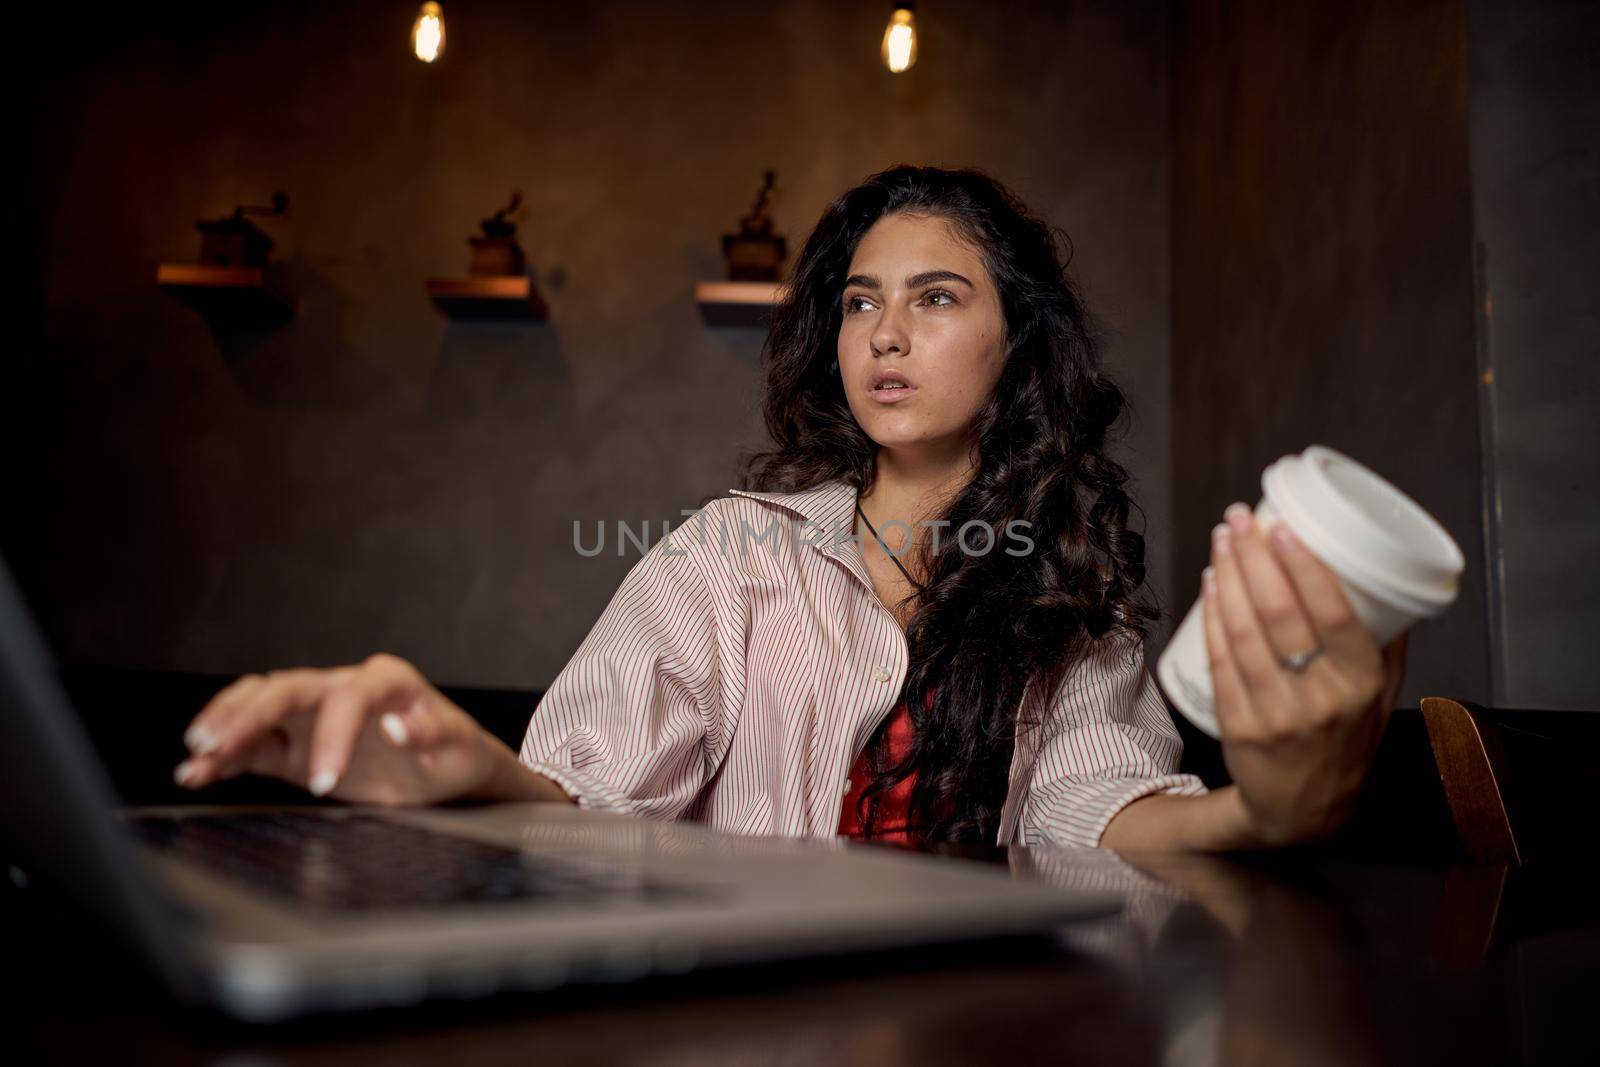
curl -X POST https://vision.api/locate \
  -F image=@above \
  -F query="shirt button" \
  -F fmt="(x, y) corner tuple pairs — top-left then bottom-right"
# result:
(871, 665), (890, 683)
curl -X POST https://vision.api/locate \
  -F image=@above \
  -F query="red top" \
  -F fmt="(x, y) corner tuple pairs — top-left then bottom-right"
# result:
(837, 689), (941, 845)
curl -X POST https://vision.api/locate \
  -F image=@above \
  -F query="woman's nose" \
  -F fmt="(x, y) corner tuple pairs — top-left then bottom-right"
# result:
(871, 305), (909, 356)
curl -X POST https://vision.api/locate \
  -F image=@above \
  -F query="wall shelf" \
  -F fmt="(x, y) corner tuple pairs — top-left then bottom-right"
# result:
(426, 276), (548, 320)
(156, 263), (295, 318)
(695, 280), (783, 327)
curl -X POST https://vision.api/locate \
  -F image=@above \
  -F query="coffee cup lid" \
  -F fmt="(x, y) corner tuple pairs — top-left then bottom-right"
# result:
(1261, 445), (1464, 617)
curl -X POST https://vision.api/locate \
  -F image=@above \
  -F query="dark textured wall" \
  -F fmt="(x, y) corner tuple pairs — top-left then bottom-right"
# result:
(8, 0), (1176, 688)
(1466, 0), (1600, 710)
(1170, 0), (1490, 707)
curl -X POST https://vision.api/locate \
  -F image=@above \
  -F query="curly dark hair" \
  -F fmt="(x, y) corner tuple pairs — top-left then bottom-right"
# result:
(737, 164), (1161, 844)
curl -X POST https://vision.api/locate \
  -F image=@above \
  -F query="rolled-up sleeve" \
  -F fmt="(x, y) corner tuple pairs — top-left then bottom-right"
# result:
(519, 525), (726, 822)
(1019, 629), (1209, 848)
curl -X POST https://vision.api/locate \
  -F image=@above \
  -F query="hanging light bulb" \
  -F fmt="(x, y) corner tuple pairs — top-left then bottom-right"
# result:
(412, 2), (445, 63)
(881, 2), (918, 74)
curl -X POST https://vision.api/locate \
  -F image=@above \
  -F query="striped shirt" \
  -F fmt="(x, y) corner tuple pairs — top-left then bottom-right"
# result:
(519, 479), (1208, 848)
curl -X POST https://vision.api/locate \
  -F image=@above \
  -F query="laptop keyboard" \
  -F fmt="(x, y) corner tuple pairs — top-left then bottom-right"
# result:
(130, 811), (695, 914)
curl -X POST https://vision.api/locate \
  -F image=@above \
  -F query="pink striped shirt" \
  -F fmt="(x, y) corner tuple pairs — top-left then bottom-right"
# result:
(519, 479), (1208, 848)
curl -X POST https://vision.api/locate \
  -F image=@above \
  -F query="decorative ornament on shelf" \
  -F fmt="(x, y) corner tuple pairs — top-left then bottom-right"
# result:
(412, 2), (445, 63)
(195, 190), (289, 267)
(697, 168), (784, 327)
(157, 190), (295, 318)
(426, 190), (548, 320)
(882, 2), (918, 74)
(470, 190), (526, 276)
(699, 170), (786, 327)
(720, 169), (786, 282)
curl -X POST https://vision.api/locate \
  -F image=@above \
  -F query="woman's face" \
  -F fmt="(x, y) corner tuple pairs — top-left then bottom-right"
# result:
(837, 212), (1008, 460)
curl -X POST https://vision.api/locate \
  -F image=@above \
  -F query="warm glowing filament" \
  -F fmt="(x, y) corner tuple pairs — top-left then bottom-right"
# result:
(882, 8), (917, 74)
(412, 2), (445, 63)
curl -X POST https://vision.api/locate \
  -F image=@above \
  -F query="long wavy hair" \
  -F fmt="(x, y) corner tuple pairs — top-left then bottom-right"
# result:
(737, 164), (1160, 844)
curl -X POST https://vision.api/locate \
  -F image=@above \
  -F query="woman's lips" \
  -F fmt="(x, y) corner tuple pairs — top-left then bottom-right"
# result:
(868, 384), (918, 403)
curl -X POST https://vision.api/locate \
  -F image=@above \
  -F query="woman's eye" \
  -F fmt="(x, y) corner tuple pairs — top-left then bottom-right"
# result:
(842, 291), (954, 313)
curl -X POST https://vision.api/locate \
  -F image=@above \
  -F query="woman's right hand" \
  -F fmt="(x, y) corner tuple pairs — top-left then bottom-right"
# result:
(174, 653), (513, 806)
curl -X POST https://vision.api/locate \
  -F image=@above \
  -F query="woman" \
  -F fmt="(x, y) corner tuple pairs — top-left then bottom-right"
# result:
(174, 165), (1407, 850)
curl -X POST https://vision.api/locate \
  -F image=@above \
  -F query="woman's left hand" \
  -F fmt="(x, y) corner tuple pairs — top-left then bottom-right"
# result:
(1201, 502), (1410, 847)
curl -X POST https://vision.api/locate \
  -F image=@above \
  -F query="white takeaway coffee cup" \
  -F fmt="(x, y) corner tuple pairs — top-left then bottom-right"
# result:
(1155, 444), (1465, 739)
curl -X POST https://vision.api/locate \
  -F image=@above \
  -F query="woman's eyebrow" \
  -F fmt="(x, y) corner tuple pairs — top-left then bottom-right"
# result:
(842, 269), (975, 290)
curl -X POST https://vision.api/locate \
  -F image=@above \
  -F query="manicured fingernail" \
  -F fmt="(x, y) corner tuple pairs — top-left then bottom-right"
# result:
(1271, 524), (1296, 550)
(173, 761), (196, 787)
(185, 724), (219, 755)
(1202, 566), (1216, 593)
(1211, 523), (1232, 556)
(380, 713), (409, 746)
(1224, 502), (1253, 532)
(308, 771), (338, 797)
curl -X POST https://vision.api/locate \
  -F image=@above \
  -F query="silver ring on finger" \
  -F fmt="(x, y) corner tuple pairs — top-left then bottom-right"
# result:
(1278, 644), (1324, 673)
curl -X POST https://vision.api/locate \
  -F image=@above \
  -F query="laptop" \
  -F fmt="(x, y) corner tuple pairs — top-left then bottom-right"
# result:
(0, 559), (1121, 1022)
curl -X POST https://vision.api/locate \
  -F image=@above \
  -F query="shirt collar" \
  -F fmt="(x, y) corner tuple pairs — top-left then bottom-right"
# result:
(726, 479), (859, 545)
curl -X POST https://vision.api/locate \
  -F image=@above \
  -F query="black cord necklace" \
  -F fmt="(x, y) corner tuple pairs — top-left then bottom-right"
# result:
(856, 501), (926, 592)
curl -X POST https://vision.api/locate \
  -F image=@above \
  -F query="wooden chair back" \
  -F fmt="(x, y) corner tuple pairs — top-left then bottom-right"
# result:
(1419, 696), (1524, 865)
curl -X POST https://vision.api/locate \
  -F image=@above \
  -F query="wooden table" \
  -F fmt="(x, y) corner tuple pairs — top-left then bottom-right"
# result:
(11, 834), (1598, 1065)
